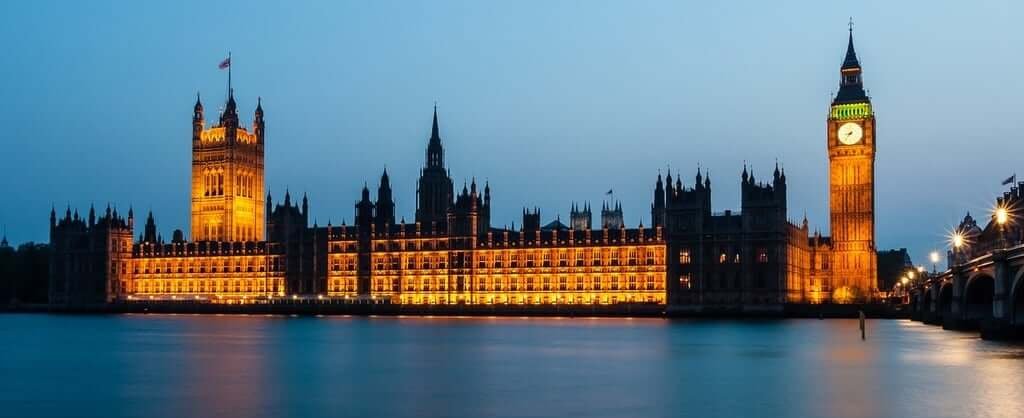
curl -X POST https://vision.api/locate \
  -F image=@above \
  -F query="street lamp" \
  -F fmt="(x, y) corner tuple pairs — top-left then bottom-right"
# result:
(929, 251), (940, 273)
(996, 206), (1009, 226)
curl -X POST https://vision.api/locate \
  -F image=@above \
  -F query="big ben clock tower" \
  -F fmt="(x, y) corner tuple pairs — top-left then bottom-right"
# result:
(827, 26), (877, 302)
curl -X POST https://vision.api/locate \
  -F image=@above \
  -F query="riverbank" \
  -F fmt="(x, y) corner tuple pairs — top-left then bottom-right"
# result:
(2, 301), (908, 319)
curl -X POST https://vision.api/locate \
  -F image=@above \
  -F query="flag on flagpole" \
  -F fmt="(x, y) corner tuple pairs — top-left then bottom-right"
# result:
(1002, 174), (1016, 186)
(606, 189), (613, 195)
(218, 57), (231, 69)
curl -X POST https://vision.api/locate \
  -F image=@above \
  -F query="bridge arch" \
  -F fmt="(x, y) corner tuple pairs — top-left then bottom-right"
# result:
(938, 283), (953, 321)
(924, 288), (935, 314)
(964, 273), (996, 323)
(1012, 274), (1024, 326)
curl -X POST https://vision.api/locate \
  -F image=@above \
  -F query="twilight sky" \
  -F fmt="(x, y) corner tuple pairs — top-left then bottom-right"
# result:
(1, 0), (1021, 263)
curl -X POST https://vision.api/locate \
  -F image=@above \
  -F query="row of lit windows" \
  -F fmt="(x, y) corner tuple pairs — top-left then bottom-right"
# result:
(365, 274), (662, 293)
(134, 257), (284, 274)
(358, 248), (665, 271)
(399, 293), (663, 305)
(133, 278), (283, 294)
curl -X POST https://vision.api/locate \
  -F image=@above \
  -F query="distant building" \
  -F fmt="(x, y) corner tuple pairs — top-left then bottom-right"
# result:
(877, 248), (913, 291)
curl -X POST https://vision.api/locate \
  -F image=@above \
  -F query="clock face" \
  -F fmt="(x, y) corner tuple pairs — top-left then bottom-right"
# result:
(837, 122), (863, 145)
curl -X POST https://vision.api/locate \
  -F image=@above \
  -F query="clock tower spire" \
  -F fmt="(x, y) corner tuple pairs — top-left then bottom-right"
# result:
(826, 23), (877, 302)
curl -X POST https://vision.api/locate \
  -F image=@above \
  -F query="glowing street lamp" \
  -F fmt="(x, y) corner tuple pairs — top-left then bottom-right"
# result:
(995, 206), (1009, 225)
(929, 251), (940, 273)
(951, 232), (965, 249)
(901, 276), (909, 286)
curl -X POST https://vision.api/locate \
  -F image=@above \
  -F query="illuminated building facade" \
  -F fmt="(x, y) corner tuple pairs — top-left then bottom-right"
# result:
(48, 31), (882, 307)
(190, 90), (265, 242)
(815, 28), (879, 302)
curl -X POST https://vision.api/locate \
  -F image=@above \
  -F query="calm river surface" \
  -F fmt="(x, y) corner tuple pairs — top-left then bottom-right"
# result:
(1, 314), (1022, 418)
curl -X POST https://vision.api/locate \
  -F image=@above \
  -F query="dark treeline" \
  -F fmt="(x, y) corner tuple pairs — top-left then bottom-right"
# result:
(0, 243), (50, 305)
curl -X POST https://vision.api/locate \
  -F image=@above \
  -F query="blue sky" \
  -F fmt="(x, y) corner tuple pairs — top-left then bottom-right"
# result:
(1, 0), (1021, 263)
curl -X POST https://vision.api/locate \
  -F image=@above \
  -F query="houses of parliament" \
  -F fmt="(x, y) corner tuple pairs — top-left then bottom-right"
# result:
(48, 31), (879, 309)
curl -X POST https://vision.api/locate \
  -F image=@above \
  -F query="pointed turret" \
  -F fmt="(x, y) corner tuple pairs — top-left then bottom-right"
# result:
(833, 24), (869, 104)
(88, 204), (96, 227)
(220, 88), (239, 127)
(144, 210), (158, 243)
(652, 171), (666, 228)
(302, 192), (309, 216)
(254, 97), (265, 142)
(842, 27), (860, 69)
(426, 104), (444, 169)
(193, 92), (204, 142)
(376, 168), (395, 228)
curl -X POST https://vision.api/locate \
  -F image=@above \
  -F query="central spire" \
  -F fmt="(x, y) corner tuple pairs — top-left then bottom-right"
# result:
(431, 103), (440, 142)
(843, 21), (860, 69)
(425, 104), (444, 169)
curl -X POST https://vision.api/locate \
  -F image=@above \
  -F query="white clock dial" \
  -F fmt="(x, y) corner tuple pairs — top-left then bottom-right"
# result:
(837, 122), (863, 145)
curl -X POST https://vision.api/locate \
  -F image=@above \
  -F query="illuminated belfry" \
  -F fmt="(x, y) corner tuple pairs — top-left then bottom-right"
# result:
(190, 90), (265, 242)
(824, 25), (878, 301)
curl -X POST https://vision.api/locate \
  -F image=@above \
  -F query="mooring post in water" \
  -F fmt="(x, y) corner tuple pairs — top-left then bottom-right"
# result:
(858, 308), (866, 340)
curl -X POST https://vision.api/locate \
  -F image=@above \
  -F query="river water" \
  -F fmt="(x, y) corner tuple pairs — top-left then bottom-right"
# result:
(0, 314), (1021, 418)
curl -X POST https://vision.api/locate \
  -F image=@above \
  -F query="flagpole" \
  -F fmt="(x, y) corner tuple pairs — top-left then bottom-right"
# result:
(228, 51), (232, 96)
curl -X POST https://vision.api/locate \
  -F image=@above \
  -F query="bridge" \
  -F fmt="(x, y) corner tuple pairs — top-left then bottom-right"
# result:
(907, 186), (1024, 339)
(908, 245), (1024, 339)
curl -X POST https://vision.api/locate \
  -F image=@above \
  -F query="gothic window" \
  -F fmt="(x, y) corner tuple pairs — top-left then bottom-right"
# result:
(719, 252), (727, 264)
(758, 248), (768, 263)
(679, 249), (691, 264)
(629, 275), (637, 290)
(558, 276), (567, 290)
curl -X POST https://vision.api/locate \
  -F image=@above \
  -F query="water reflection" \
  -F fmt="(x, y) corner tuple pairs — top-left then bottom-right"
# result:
(0, 315), (1022, 418)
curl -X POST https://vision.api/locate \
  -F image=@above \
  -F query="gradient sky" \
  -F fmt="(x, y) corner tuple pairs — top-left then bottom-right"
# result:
(1, 0), (1021, 263)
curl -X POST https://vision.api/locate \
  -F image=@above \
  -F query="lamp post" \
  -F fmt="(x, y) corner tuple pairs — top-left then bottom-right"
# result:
(995, 206), (1009, 249)
(929, 251), (940, 273)
(951, 231), (964, 266)
(900, 276), (910, 303)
